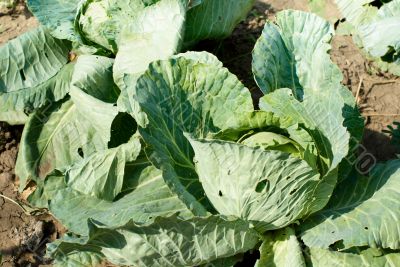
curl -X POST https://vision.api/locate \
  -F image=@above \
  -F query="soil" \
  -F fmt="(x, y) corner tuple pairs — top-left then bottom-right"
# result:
(0, 0), (399, 267)
(0, 1), (37, 45)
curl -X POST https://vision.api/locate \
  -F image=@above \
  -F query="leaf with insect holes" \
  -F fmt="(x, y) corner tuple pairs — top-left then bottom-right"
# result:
(132, 53), (254, 213)
(188, 136), (322, 232)
(307, 247), (400, 267)
(300, 160), (400, 250)
(87, 215), (260, 267)
(50, 165), (193, 236)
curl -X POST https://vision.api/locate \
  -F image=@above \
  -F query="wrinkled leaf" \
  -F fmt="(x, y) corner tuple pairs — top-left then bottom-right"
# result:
(256, 227), (306, 267)
(308, 247), (400, 267)
(184, 0), (255, 46)
(88, 215), (260, 267)
(50, 166), (193, 236)
(301, 160), (400, 250)
(27, 0), (81, 41)
(133, 54), (254, 213)
(66, 136), (142, 201)
(0, 27), (72, 114)
(188, 137), (321, 232)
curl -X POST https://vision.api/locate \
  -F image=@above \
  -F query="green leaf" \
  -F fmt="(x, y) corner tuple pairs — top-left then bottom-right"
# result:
(307, 248), (400, 267)
(184, 0), (255, 46)
(133, 54), (254, 213)
(50, 166), (193, 236)
(88, 215), (260, 267)
(113, 0), (187, 87)
(334, 0), (377, 26)
(77, 0), (161, 52)
(47, 234), (104, 267)
(253, 10), (362, 171)
(188, 137), (322, 232)
(28, 170), (66, 208)
(70, 55), (119, 103)
(65, 136), (142, 201)
(15, 54), (118, 188)
(253, 10), (343, 99)
(116, 51), (222, 127)
(0, 27), (72, 113)
(256, 227), (306, 267)
(27, 0), (81, 41)
(0, 110), (28, 125)
(300, 160), (400, 250)
(241, 132), (302, 156)
(77, 0), (187, 88)
(260, 89), (347, 214)
(260, 88), (348, 175)
(53, 251), (103, 267)
(15, 96), (117, 189)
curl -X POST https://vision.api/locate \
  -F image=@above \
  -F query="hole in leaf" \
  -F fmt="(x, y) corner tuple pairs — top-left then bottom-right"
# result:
(44, 52), (48, 58)
(108, 112), (138, 148)
(77, 148), (84, 158)
(364, 227), (369, 230)
(329, 239), (344, 250)
(218, 190), (223, 197)
(19, 69), (26, 81)
(289, 188), (297, 195)
(255, 180), (267, 193)
(235, 250), (260, 267)
(370, 0), (391, 8)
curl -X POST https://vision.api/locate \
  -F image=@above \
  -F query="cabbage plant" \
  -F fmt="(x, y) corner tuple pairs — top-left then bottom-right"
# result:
(0, 0), (255, 125)
(335, 0), (400, 75)
(2, 4), (400, 267)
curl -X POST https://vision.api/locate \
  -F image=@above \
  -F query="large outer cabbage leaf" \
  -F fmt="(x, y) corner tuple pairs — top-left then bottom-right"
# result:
(300, 160), (400, 250)
(116, 51), (223, 127)
(15, 96), (117, 189)
(49, 165), (193, 236)
(15, 55), (117, 188)
(255, 227), (306, 267)
(27, 0), (81, 41)
(0, 27), (73, 116)
(188, 137), (321, 232)
(132, 54), (254, 213)
(0, 110), (28, 125)
(47, 234), (104, 267)
(253, 10), (343, 98)
(87, 215), (260, 266)
(65, 135), (142, 201)
(184, 0), (255, 46)
(307, 248), (400, 267)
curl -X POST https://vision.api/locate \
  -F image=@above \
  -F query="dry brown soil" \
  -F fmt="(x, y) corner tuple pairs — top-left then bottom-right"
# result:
(0, 0), (399, 266)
